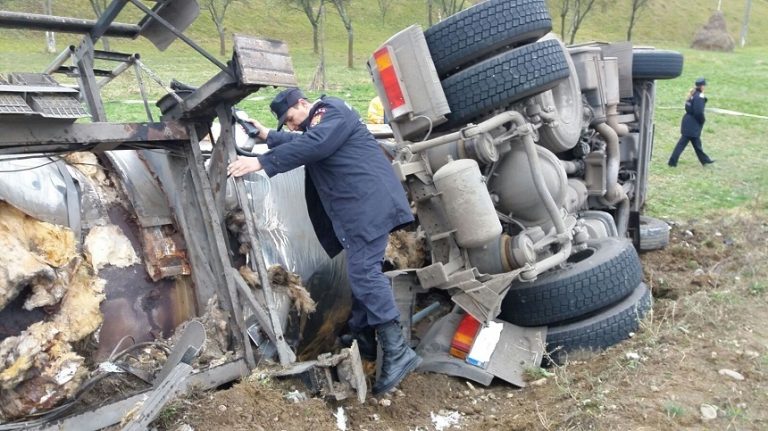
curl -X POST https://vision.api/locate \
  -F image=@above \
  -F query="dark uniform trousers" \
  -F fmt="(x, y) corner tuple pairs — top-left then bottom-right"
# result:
(257, 96), (414, 335)
(668, 89), (712, 166)
(345, 232), (399, 331)
(669, 135), (711, 166)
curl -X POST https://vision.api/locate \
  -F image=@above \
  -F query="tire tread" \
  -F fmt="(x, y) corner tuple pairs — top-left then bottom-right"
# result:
(425, 0), (552, 76)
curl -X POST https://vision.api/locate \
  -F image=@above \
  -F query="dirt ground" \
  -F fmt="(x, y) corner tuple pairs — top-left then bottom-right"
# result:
(155, 208), (768, 431)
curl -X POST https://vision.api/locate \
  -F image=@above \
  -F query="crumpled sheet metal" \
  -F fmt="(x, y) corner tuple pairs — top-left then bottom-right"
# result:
(0, 156), (71, 227)
(225, 168), (353, 357)
(106, 151), (173, 228)
(233, 167), (332, 284)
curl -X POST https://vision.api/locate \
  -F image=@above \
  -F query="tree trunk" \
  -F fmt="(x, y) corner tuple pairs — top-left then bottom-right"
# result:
(740, 0), (752, 47)
(332, 0), (354, 69)
(312, 22), (319, 54)
(560, 0), (569, 41)
(310, 4), (326, 90)
(427, 0), (433, 26)
(218, 27), (226, 56)
(43, 0), (56, 53)
(347, 29), (353, 69)
(627, 8), (636, 41)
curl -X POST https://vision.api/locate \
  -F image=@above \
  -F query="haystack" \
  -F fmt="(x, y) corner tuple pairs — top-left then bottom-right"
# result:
(691, 11), (735, 52)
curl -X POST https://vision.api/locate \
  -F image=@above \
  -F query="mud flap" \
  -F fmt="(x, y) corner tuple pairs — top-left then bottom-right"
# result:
(416, 309), (546, 387)
(272, 341), (367, 404)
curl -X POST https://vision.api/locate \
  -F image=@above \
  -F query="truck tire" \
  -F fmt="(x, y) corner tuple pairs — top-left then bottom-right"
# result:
(498, 237), (642, 327)
(545, 282), (652, 365)
(639, 215), (670, 251)
(532, 36), (583, 153)
(441, 39), (569, 128)
(632, 49), (684, 80)
(425, 0), (552, 77)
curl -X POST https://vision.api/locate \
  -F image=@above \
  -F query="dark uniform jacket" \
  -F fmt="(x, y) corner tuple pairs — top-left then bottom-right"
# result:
(258, 96), (414, 257)
(681, 89), (707, 138)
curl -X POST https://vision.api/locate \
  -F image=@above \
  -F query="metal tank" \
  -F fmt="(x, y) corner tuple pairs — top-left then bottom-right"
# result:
(489, 145), (568, 227)
(432, 159), (501, 248)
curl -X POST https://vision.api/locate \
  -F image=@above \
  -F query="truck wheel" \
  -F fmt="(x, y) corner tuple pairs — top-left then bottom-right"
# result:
(639, 215), (670, 251)
(441, 39), (569, 128)
(533, 36), (583, 153)
(425, 0), (552, 77)
(632, 49), (684, 80)
(498, 237), (642, 327)
(544, 282), (652, 365)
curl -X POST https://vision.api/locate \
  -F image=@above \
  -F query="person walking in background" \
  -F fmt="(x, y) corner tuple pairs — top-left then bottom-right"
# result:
(668, 78), (714, 167)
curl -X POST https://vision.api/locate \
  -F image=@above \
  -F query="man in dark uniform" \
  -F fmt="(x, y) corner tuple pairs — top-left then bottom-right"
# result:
(227, 88), (421, 394)
(668, 77), (715, 167)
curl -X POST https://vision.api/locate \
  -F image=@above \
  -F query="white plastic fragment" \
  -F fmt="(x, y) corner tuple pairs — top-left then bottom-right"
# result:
(466, 321), (503, 367)
(718, 369), (745, 381)
(700, 404), (718, 421)
(431, 410), (461, 431)
(334, 406), (347, 431)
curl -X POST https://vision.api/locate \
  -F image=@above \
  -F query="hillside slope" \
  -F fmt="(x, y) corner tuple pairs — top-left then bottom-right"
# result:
(0, 0), (765, 64)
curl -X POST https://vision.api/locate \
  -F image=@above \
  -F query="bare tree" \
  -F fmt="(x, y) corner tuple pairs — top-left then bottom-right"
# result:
(309, 2), (326, 90)
(330, 0), (354, 68)
(202, 0), (246, 56)
(740, 0), (752, 47)
(42, 0), (56, 53)
(377, 0), (393, 23)
(556, 0), (571, 40)
(626, 0), (649, 41)
(427, 0), (434, 26)
(567, 0), (598, 44)
(288, 0), (325, 54)
(88, 0), (110, 50)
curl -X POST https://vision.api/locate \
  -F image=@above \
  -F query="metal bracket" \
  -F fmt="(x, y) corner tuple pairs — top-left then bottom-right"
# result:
(273, 341), (367, 404)
(451, 270), (522, 323)
(216, 104), (295, 366)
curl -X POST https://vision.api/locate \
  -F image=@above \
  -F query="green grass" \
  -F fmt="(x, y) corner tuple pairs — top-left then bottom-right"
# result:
(664, 403), (685, 418)
(1, 1), (767, 220)
(646, 46), (768, 220)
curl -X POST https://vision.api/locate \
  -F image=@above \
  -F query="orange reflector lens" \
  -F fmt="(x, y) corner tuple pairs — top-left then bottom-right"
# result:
(374, 48), (393, 70)
(373, 46), (406, 113)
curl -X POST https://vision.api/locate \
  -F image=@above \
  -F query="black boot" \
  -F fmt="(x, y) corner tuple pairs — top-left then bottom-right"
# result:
(340, 327), (377, 361)
(372, 320), (422, 395)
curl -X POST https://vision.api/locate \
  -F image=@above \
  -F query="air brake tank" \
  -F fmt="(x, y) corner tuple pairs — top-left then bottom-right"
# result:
(433, 159), (501, 248)
(488, 145), (567, 227)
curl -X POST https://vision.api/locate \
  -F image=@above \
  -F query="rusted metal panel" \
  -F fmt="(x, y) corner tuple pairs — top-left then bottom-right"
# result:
(0, 11), (141, 38)
(140, 225), (192, 281)
(0, 121), (189, 154)
(137, 0), (201, 51)
(140, 144), (220, 313)
(234, 34), (298, 87)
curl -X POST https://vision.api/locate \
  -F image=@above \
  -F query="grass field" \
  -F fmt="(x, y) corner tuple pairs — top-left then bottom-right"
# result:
(1, 0), (766, 220)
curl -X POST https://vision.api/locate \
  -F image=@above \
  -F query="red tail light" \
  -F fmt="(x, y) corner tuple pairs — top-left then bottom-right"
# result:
(374, 46), (408, 119)
(449, 314), (481, 360)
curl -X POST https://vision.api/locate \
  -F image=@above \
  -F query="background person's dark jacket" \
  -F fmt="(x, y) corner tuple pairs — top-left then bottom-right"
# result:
(681, 89), (707, 138)
(258, 96), (414, 257)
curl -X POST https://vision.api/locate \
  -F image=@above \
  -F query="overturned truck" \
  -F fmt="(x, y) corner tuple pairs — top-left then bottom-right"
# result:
(366, 0), (683, 383)
(0, 0), (681, 428)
